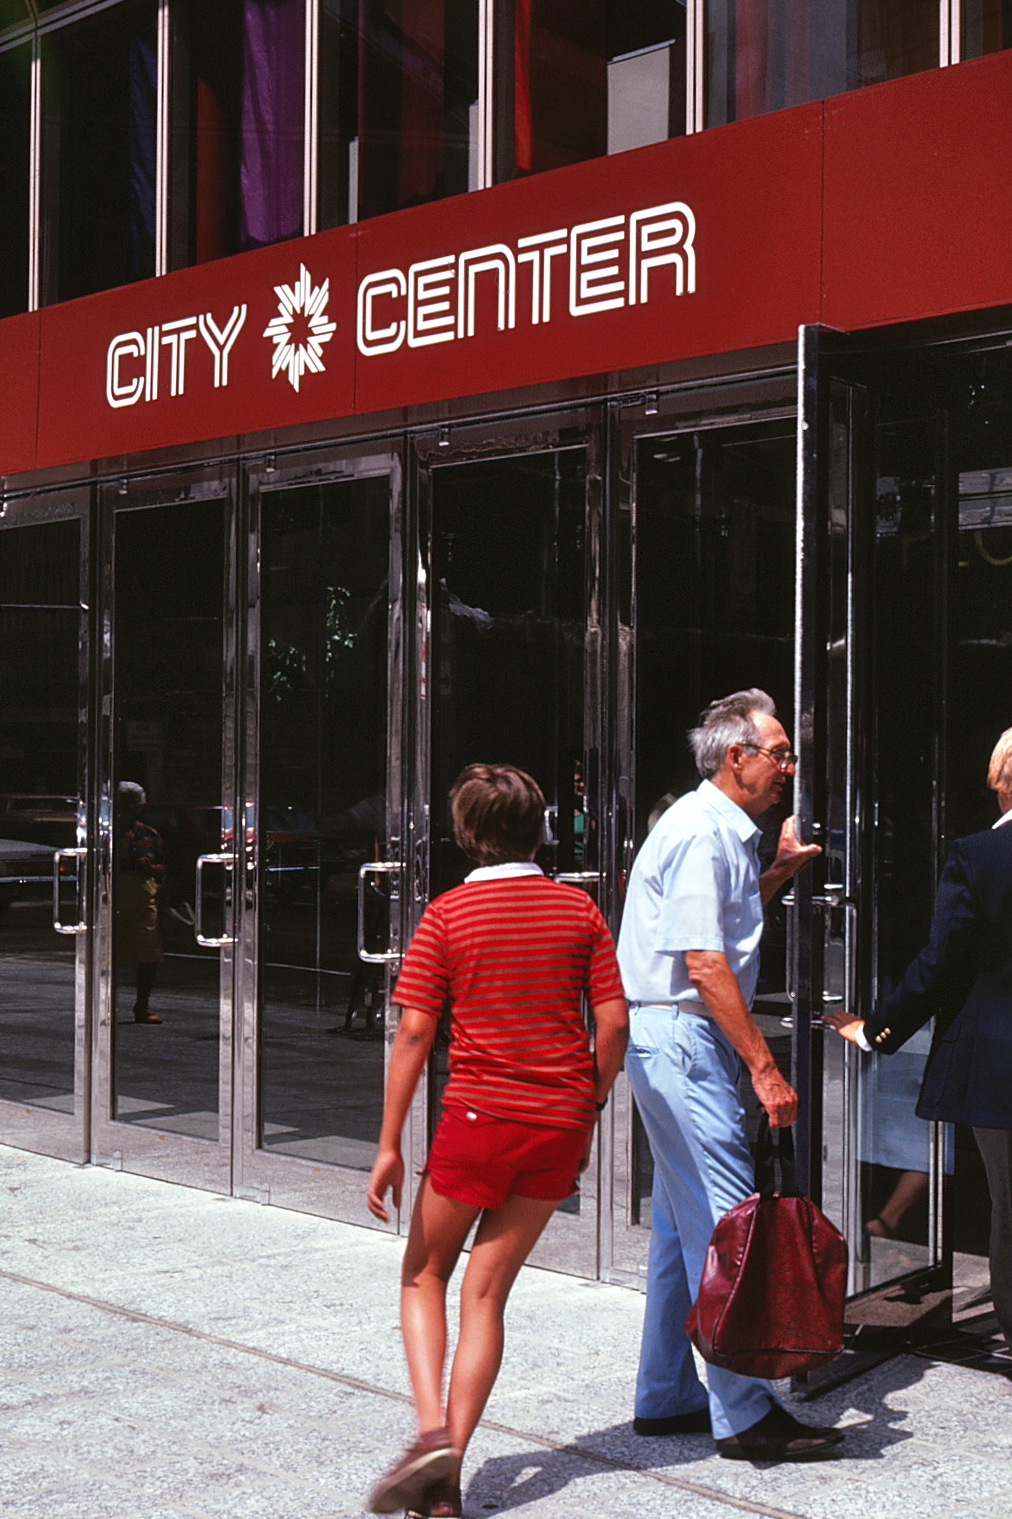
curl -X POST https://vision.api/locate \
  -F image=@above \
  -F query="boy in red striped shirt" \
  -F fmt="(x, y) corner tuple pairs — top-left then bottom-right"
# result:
(367, 764), (628, 1519)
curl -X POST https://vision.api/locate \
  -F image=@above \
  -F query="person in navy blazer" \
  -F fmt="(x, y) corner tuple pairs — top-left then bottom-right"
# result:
(827, 726), (1012, 1353)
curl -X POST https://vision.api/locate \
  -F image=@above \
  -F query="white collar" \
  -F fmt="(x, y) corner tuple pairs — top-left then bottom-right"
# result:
(993, 809), (1012, 830)
(464, 862), (544, 882)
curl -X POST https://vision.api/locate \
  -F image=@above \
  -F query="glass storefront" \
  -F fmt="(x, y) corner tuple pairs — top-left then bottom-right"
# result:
(0, 334), (1008, 1301)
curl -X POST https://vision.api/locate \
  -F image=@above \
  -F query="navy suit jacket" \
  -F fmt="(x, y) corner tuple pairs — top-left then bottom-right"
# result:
(864, 821), (1012, 1128)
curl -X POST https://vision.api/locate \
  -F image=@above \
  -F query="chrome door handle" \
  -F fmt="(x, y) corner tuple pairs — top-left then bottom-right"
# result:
(554, 871), (600, 884)
(53, 847), (86, 934)
(358, 861), (401, 963)
(194, 852), (236, 947)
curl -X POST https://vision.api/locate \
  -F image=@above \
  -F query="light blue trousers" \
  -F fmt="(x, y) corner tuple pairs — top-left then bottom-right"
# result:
(625, 1004), (778, 1440)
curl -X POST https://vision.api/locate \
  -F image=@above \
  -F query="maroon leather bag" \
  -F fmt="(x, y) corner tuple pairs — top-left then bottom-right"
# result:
(686, 1119), (848, 1379)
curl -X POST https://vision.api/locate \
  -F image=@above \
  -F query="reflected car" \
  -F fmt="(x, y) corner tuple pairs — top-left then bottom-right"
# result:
(0, 794), (78, 847)
(0, 837), (58, 914)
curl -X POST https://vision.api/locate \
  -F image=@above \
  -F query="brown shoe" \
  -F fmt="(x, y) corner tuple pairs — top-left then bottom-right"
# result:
(369, 1428), (458, 1514)
(716, 1405), (845, 1462)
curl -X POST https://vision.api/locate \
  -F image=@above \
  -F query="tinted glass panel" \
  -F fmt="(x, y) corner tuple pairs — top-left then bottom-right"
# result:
(319, 0), (478, 226)
(112, 499), (225, 1139)
(631, 423), (795, 1219)
(0, 44), (30, 316)
(170, 0), (305, 267)
(258, 477), (390, 1170)
(41, 0), (158, 302)
(963, 0), (1012, 56)
(705, 0), (938, 126)
(427, 449), (594, 1273)
(0, 519), (82, 1113)
(506, 0), (685, 179)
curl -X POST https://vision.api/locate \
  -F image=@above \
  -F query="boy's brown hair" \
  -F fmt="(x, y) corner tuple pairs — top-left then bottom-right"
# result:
(450, 763), (545, 866)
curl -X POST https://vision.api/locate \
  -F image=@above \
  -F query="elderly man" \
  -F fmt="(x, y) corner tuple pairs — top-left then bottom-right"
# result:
(619, 689), (844, 1460)
(828, 725), (1012, 1356)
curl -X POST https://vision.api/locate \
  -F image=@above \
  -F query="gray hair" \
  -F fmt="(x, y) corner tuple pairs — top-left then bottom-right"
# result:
(688, 689), (777, 779)
(117, 781), (146, 806)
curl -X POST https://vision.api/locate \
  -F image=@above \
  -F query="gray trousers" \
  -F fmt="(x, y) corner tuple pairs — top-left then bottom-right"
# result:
(973, 1126), (1012, 1350)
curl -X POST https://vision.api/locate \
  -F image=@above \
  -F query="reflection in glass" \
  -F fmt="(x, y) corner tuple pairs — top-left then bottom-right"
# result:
(0, 520), (81, 1110)
(319, 0), (478, 227)
(506, 0), (685, 178)
(705, 0), (938, 126)
(429, 452), (590, 896)
(258, 478), (390, 1169)
(112, 499), (225, 1138)
(631, 424), (796, 1219)
(0, 45), (30, 317)
(427, 451), (591, 1247)
(963, 0), (1012, 57)
(170, 0), (305, 266)
(860, 366), (947, 1282)
(40, 0), (158, 302)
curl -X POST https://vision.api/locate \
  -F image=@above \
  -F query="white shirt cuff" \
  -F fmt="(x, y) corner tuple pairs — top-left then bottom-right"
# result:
(854, 1025), (873, 1053)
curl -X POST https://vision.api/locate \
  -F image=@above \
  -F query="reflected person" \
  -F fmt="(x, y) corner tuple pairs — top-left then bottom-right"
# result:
(618, 690), (844, 1460)
(115, 781), (165, 1025)
(828, 726), (1012, 1352)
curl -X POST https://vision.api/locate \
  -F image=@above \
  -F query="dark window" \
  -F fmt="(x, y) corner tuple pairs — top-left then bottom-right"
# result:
(40, 1), (158, 303)
(318, 0), (478, 227)
(503, 0), (686, 180)
(170, 0), (305, 268)
(705, 0), (939, 127)
(0, 43), (30, 316)
(963, 0), (1012, 56)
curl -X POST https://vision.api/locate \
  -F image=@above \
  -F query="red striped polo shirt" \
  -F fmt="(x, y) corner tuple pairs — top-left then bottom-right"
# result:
(393, 872), (624, 1128)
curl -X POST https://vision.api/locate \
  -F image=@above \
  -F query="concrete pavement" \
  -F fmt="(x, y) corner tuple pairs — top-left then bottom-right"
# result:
(1, 1144), (1010, 1519)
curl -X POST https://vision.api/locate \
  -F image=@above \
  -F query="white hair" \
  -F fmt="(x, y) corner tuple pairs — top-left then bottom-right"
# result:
(688, 689), (777, 779)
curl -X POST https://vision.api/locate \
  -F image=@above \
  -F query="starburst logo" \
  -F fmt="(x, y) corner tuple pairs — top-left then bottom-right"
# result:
(263, 265), (337, 393)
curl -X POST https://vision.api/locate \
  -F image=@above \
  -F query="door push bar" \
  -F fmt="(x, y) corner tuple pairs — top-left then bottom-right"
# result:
(52, 847), (87, 935)
(358, 861), (401, 963)
(554, 871), (601, 885)
(784, 883), (857, 1011)
(194, 852), (236, 948)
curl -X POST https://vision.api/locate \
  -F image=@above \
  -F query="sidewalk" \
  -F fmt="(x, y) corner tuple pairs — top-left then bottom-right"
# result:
(1, 1145), (1009, 1519)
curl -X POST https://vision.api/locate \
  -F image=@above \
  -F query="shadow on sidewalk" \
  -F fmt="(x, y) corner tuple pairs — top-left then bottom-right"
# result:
(467, 1355), (930, 1514)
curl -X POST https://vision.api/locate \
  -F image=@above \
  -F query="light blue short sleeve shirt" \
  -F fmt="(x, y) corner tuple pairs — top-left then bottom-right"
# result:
(617, 780), (763, 1007)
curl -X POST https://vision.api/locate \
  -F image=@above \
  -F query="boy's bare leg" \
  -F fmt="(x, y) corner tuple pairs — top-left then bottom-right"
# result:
(401, 1177), (481, 1434)
(444, 1192), (559, 1465)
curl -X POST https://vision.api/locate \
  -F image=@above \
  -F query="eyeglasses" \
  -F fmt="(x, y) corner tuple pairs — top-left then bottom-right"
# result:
(742, 744), (798, 771)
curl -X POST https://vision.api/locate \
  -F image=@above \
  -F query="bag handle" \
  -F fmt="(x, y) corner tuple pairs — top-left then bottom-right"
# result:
(755, 1113), (801, 1199)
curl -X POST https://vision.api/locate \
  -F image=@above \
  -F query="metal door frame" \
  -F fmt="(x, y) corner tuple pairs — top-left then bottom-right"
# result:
(409, 405), (610, 1275)
(234, 442), (406, 1224)
(605, 377), (799, 1287)
(0, 486), (91, 1163)
(89, 463), (238, 1192)
(793, 323), (949, 1296)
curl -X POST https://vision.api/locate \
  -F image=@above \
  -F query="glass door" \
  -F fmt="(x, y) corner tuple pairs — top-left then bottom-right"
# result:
(0, 495), (90, 1163)
(90, 471), (237, 1192)
(607, 392), (799, 1285)
(236, 450), (404, 1225)
(794, 327), (951, 1298)
(414, 416), (607, 1277)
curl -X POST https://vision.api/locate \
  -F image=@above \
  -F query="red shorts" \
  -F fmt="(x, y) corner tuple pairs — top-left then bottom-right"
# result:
(425, 1104), (590, 1210)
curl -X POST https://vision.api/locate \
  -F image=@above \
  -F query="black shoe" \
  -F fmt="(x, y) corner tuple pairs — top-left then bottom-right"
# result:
(133, 1009), (162, 1024)
(633, 1408), (711, 1436)
(715, 1405), (845, 1462)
